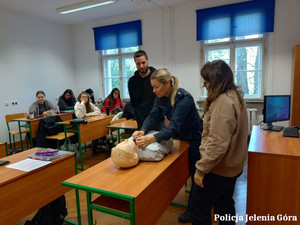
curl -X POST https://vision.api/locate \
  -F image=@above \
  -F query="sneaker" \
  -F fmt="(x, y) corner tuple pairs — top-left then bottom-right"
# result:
(178, 211), (191, 223)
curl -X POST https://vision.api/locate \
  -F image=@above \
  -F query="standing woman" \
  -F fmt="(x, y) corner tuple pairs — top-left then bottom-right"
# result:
(190, 60), (248, 225)
(29, 91), (55, 116)
(58, 89), (76, 111)
(132, 68), (203, 222)
(102, 88), (125, 113)
(75, 92), (101, 155)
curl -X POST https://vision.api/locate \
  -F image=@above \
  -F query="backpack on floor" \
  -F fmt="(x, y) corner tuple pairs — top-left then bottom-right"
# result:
(24, 195), (68, 225)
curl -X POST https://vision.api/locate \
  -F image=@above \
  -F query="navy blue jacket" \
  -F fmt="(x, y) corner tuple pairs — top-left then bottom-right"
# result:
(141, 88), (203, 143)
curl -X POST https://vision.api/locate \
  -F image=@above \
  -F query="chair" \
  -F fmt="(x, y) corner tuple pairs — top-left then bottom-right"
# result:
(5, 113), (29, 150)
(46, 132), (75, 150)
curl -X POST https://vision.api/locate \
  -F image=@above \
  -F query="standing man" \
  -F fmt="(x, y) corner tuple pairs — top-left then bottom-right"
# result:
(128, 50), (163, 129)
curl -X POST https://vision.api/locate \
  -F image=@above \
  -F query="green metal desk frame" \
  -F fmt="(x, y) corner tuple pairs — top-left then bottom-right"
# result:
(15, 119), (33, 149)
(62, 182), (136, 225)
(107, 125), (137, 147)
(60, 124), (86, 174)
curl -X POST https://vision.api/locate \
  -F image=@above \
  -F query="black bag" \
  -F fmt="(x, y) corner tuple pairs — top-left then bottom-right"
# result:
(43, 120), (60, 135)
(24, 195), (68, 225)
(111, 106), (122, 114)
(70, 118), (89, 125)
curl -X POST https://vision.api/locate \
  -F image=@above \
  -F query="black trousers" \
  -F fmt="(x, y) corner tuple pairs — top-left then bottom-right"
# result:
(190, 172), (241, 225)
(187, 138), (201, 212)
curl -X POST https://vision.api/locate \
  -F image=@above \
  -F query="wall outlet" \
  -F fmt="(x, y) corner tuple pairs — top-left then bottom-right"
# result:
(11, 101), (18, 106)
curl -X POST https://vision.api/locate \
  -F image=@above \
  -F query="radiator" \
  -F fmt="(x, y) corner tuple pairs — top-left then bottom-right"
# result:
(247, 108), (257, 134)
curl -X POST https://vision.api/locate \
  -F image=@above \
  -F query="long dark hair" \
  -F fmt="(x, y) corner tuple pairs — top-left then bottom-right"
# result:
(77, 92), (92, 113)
(201, 60), (244, 113)
(85, 88), (95, 104)
(60, 89), (76, 105)
(105, 88), (123, 108)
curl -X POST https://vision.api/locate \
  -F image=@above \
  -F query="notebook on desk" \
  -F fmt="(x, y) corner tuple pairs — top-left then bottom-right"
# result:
(28, 150), (70, 161)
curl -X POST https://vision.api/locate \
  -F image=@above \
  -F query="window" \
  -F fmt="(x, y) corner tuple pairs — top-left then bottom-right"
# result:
(201, 34), (265, 99)
(196, 0), (275, 99)
(101, 47), (139, 99)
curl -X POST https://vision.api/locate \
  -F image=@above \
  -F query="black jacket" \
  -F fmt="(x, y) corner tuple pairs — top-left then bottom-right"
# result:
(141, 88), (203, 143)
(35, 116), (63, 148)
(128, 66), (157, 127)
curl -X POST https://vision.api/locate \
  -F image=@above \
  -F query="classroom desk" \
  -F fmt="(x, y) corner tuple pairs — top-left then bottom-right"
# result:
(59, 114), (114, 172)
(12, 112), (73, 148)
(62, 140), (189, 225)
(0, 142), (8, 158)
(247, 125), (300, 224)
(106, 119), (138, 144)
(0, 148), (75, 225)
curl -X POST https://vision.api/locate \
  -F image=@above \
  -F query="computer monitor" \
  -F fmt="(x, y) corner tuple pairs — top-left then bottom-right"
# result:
(263, 95), (291, 131)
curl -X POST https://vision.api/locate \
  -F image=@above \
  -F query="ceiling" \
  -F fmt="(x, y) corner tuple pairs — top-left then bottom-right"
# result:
(0, 0), (196, 25)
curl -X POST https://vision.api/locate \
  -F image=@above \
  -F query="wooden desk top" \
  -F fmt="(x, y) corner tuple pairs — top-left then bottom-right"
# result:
(0, 148), (74, 187)
(248, 125), (300, 157)
(12, 112), (74, 122)
(58, 114), (114, 125)
(107, 119), (138, 129)
(63, 140), (189, 197)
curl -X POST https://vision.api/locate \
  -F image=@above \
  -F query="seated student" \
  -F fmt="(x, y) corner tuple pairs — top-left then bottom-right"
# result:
(102, 88), (125, 114)
(85, 88), (96, 104)
(57, 89), (76, 111)
(121, 101), (135, 120)
(74, 92), (101, 155)
(74, 92), (101, 118)
(29, 91), (55, 116)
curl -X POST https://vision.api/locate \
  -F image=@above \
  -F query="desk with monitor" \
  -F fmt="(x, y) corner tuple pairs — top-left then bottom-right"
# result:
(247, 125), (300, 223)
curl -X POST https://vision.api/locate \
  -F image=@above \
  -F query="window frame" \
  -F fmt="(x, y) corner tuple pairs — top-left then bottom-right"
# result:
(100, 47), (139, 100)
(200, 34), (267, 101)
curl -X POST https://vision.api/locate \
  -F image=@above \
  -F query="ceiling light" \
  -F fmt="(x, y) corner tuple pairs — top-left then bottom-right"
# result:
(56, 0), (118, 14)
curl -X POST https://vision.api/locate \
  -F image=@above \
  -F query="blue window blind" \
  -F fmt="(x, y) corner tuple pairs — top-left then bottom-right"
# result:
(196, 0), (275, 41)
(93, 20), (142, 51)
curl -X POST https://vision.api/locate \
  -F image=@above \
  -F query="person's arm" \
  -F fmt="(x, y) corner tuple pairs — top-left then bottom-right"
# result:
(74, 102), (86, 118)
(45, 100), (55, 111)
(58, 98), (74, 111)
(147, 95), (193, 142)
(102, 99), (109, 112)
(29, 102), (37, 115)
(86, 103), (101, 116)
(140, 98), (164, 133)
(128, 78), (136, 108)
(195, 100), (237, 177)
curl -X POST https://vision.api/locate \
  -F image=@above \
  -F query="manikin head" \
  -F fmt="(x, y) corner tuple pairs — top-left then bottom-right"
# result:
(111, 139), (139, 168)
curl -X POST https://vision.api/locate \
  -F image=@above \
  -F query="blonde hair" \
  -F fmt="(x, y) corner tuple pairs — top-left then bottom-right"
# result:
(151, 68), (179, 107)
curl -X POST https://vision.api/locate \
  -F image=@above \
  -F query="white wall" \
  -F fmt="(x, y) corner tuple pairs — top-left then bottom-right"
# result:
(0, 9), (75, 142)
(72, 8), (166, 101)
(1, 0), (300, 144)
(72, 0), (300, 121)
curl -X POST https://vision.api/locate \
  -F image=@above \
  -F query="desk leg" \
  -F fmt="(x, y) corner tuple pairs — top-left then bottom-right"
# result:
(64, 189), (82, 225)
(87, 192), (94, 225)
(75, 189), (82, 225)
(117, 129), (121, 144)
(77, 124), (84, 171)
(5, 142), (8, 156)
(64, 124), (83, 172)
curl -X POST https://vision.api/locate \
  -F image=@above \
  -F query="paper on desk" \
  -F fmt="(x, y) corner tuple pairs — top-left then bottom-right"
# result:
(6, 158), (51, 172)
